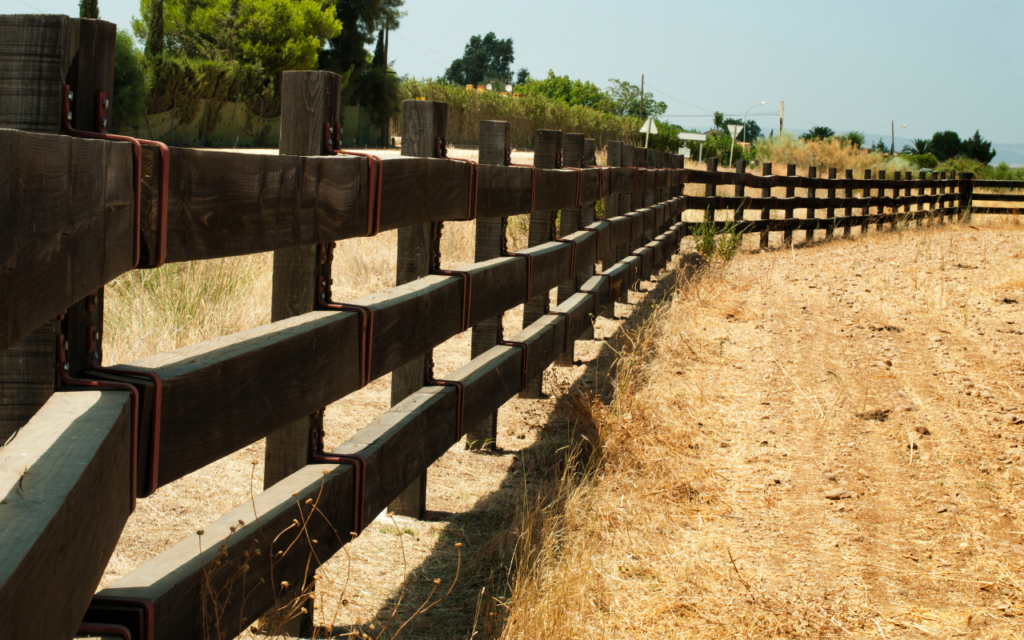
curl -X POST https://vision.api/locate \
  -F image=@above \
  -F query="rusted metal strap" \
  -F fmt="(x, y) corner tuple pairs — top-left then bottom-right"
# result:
(317, 246), (374, 388)
(553, 237), (578, 281)
(81, 596), (155, 640)
(63, 86), (169, 268)
(57, 331), (139, 511)
(325, 123), (383, 236)
(308, 415), (366, 534)
(424, 357), (467, 440)
(548, 310), (572, 352)
(436, 136), (479, 220)
(496, 322), (530, 391)
(500, 217), (534, 300)
(429, 223), (472, 332)
(580, 273), (610, 318)
(556, 151), (583, 209)
(86, 325), (163, 497)
(508, 146), (537, 212)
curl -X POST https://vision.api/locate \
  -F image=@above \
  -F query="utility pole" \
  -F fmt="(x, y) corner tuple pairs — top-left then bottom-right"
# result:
(779, 101), (784, 135)
(891, 120), (894, 156)
(640, 74), (644, 120)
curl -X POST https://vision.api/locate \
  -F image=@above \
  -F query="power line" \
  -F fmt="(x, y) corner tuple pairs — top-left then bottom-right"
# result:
(641, 81), (714, 113)
(12, 0), (43, 12)
(391, 32), (450, 71)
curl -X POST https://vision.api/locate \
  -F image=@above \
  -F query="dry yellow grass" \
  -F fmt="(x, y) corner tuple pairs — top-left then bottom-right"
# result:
(496, 217), (1024, 639)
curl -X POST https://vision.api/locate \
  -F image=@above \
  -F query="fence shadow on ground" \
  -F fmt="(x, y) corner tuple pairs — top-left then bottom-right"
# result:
(315, 254), (697, 639)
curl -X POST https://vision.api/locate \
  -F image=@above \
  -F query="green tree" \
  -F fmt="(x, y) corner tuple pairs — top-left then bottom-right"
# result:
(959, 130), (996, 164)
(80, 0), (99, 18)
(901, 138), (930, 155)
(514, 68), (529, 85)
(111, 30), (148, 131)
(928, 131), (961, 161)
(800, 126), (835, 141)
(872, 138), (888, 153)
(443, 32), (515, 86)
(134, 0), (340, 81)
(143, 0), (165, 56)
(318, 0), (404, 80)
(517, 70), (611, 110)
(839, 131), (865, 148)
(605, 79), (666, 118)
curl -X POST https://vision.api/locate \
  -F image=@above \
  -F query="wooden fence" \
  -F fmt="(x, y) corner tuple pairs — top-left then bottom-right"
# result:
(0, 14), (1016, 640)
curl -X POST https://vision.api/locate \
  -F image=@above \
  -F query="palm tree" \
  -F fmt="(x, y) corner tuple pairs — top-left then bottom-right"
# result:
(800, 126), (835, 141)
(901, 138), (930, 155)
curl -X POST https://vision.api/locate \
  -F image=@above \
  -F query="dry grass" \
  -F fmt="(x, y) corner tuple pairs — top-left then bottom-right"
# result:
(495, 217), (1024, 639)
(754, 133), (913, 174)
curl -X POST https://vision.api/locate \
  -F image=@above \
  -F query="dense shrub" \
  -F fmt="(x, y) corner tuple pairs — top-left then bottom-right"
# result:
(907, 153), (938, 169)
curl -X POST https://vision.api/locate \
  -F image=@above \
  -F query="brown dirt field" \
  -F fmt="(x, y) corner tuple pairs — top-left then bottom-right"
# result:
(500, 217), (1024, 639)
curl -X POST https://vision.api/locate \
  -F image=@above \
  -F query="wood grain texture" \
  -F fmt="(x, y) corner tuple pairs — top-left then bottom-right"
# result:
(390, 99), (446, 518)
(520, 129), (561, 398)
(783, 164), (795, 245)
(265, 71), (342, 491)
(556, 133), (585, 367)
(467, 120), (509, 449)
(760, 163), (772, 248)
(0, 390), (132, 640)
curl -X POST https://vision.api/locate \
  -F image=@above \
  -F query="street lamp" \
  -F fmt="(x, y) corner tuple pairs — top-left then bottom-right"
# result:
(743, 101), (765, 144)
(891, 122), (906, 155)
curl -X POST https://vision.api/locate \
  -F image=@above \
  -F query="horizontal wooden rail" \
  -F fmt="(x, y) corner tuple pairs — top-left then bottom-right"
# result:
(685, 206), (959, 234)
(0, 390), (133, 640)
(0, 129), (135, 356)
(969, 207), (1024, 214)
(136, 146), (674, 266)
(970, 192), (1024, 202)
(95, 198), (680, 492)
(680, 192), (959, 213)
(91, 221), (685, 640)
(681, 168), (962, 190)
(974, 180), (1024, 190)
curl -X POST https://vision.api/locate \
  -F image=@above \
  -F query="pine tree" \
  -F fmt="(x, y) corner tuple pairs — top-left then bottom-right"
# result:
(144, 0), (164, 57)
(79, 0), (99, 19)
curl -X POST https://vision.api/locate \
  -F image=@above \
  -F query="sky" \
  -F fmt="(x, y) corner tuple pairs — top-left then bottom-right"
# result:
(14, 0), (1024, 150)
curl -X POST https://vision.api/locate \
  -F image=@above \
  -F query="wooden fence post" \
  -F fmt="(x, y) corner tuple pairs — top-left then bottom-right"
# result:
(261, 70), (341, 638)
(760, 162), (772, 249)
(579, 138), (597, 338)
(520, 129), (562, 399)
(960, 172), (973, 221)
(735, 159), (746, 245)
(858, 169), (868, 236)
(876, 169), (885, 231)
(390, 99), (447, 516)
(601, 141), (622, 319)
(0, 16), (111, 441)
(917, 170), (926, 226)
(705, 157), (718, 225)
(616, 144), (634, 306)
(556, 133), (585, 367)
(783, 164), (796, 246)
(264, 71), (342, 494)
(939, 171), (947, 223)
(826, 168), (836, 238)
(466, 120), (510, 451)
(806, 166), (817, 244)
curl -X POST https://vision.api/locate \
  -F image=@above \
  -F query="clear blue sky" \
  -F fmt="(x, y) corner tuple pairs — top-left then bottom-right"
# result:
(16, 0), (1024, 145)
